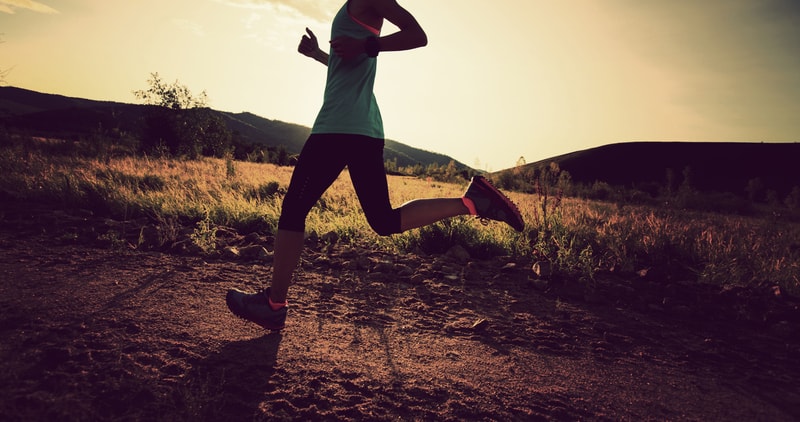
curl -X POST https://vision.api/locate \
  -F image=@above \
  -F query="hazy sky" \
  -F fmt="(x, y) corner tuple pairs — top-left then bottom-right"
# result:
(3, 0), (799, 170)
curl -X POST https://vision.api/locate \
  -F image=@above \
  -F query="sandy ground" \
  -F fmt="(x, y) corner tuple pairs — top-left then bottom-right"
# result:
(1, 203), (799, 421)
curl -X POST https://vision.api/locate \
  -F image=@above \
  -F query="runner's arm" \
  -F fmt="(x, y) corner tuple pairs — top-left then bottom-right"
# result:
(330, 0), (427, 59)
(371, 0), (428, 52)
(298, 27), (329, 66)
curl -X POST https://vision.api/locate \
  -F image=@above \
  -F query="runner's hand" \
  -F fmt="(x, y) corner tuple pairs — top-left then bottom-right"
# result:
(298, 27), (319, 57)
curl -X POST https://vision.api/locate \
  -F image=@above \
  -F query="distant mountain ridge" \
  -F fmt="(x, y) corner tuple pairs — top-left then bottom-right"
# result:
(0, 86), (468, 169)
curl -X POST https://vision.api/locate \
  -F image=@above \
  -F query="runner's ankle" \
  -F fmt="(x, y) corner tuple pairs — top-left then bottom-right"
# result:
(461, 196), (477, 216)
(266, 291), (287, 311)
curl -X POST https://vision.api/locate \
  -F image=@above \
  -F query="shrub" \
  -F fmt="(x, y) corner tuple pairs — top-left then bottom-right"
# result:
(243, 181), (283, 202)
(523, 163), (598, 280)
(405, 218), (506, 259)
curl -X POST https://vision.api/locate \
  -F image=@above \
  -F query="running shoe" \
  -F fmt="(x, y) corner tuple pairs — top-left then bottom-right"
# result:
(226, 287), (287, 331)
(464, 175), (525, 232)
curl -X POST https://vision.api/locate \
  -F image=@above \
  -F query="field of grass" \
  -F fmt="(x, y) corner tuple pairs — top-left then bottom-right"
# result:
(1, 136), (798, 295)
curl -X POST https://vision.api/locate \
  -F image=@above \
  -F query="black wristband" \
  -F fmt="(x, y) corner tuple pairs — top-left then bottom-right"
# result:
(365, 36), (380, 58)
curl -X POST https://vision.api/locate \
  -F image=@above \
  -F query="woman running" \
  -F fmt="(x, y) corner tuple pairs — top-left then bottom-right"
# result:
(226, 0), (524, 331)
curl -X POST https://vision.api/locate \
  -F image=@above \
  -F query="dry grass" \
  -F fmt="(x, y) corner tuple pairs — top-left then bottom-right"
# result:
(1, 141), (798, 294)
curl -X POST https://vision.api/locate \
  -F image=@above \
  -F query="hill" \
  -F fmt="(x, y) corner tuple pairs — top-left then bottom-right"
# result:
(5, 87), (796, 197)
(502, 141), (800, 199)
(0, 86), (468, 169)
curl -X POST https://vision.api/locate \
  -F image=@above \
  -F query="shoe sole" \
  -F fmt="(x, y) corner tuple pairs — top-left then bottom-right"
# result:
(472, 176), (525, 232)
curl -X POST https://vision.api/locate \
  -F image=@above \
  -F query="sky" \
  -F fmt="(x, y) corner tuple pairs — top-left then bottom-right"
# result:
(2, 0), (799, 171)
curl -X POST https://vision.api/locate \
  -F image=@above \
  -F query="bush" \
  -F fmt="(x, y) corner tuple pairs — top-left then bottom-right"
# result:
(405, 218), (506, 259)
(243, 181), (283, 202)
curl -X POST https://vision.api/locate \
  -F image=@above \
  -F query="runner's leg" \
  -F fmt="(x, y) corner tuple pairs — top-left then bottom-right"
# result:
(270, 135), (347, 302)
(347, 136), (469, 235)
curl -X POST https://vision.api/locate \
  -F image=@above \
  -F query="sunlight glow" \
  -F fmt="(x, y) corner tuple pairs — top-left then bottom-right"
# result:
(2, 0), (798, 170)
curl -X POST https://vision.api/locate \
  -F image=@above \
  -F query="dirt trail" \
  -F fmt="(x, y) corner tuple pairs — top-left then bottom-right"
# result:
(1, 205), (799, 421)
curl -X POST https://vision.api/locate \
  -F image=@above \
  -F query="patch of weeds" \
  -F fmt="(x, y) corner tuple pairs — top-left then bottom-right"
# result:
(190, 210), (218, 254)
(97, 230), (129, 249)
(526, 163), (598, 281)
(96, 169), (165, 194)
(56, 231), (79, 243)
(230, 213), (277, 236)
(138, 174), (166, 192)
(225, 155), (236, 179)
(407, 218), (506, 258)
(79, 180), (114, 216)
(243, 181), (283, 202)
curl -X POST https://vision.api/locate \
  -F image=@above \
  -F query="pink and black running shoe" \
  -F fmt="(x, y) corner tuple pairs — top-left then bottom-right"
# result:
(464, 175), (525, 232)
(226, 287), (287, 331)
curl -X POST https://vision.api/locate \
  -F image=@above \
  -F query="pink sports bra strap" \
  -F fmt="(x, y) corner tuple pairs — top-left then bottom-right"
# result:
(349, 13), (380, 36)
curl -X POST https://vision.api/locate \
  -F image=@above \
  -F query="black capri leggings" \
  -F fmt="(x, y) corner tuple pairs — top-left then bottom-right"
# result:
(277, 133), (402, 236)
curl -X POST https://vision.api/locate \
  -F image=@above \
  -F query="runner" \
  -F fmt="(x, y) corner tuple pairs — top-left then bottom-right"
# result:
(226, 0), (524, 331)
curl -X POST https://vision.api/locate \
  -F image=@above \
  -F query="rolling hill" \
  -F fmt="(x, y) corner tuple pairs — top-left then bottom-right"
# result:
(0, 86), (467, 169)
(505, 141), (799, 199)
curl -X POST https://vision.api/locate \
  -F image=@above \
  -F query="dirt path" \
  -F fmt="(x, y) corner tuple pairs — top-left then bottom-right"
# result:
(1, 205), (799, 421)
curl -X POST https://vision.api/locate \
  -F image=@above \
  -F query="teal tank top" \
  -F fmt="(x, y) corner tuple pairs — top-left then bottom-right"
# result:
(311, 3), (383, 139)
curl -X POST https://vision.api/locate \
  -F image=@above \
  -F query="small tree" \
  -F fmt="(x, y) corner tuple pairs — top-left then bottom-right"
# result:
(133, 72), (208, 110)
(444, 160), (459, 182)
(664, 168), (677, 198)
(784, 186), (800, 211)
(133, 73), (231, 158)
(745, 177), (765, 203)
(679, 166), (694, 195)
